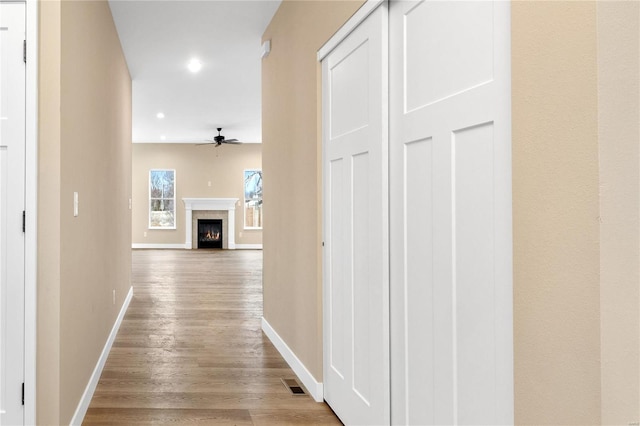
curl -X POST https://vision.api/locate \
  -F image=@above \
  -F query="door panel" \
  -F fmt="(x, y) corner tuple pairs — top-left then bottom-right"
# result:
(405, 0), (494, 111)
(0, 3), (26, 425)
(454, 122), (497, 425)
(330, 42), (370, 139)
(323, 4), (389, 425)
(404, 137), (435, 424)
(390, 1), (512, 425)
(328, 157), (346, 378)
(352, 151), (371, 403)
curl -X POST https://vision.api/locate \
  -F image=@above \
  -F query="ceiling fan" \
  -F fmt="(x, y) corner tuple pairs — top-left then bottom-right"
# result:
(198, 128), (241, 147)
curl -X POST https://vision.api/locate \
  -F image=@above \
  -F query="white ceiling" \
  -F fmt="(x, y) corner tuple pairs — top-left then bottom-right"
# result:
(108, 0), (281, 143)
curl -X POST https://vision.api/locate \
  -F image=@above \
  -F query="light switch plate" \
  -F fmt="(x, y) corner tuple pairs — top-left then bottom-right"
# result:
(73, 192), (78, 217)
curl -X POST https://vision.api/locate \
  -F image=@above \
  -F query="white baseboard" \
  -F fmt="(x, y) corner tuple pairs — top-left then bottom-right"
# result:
(235, 244), (263, 249)
(70, 286), (133, 425)
(261, 317), (324, 402)
(132, 243), (186, 249)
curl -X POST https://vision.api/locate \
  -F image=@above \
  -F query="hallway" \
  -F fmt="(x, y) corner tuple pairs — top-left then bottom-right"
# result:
(83, 249), (341, 425)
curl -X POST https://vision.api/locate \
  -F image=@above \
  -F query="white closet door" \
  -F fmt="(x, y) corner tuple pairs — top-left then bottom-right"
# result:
(322, 4), (389, 425)
(0, 3), (26, 425)
(389, 1), (512, 425)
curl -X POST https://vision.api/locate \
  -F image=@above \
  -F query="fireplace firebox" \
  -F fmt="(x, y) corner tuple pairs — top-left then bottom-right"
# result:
(197, 219), (223, 249)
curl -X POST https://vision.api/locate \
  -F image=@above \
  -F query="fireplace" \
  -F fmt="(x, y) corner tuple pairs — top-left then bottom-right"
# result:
(197, 219), (223, 249)
(183, 198), (238, 249)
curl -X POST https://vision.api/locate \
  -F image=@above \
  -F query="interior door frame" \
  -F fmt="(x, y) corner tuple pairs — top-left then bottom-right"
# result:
(24, 0), (38, 423)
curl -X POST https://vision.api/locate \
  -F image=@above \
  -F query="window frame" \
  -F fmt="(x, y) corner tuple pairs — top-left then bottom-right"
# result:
(148, 169), (176, 230)
(243, 169), (263, 230)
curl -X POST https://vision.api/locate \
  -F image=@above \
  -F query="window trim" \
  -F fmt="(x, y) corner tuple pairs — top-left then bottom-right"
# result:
(243, 169), (263, 230)
(148, 169), (176, 230)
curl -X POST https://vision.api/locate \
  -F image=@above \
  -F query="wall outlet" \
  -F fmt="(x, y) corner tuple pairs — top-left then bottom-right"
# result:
(208, 181), (212, 187)
(112, 289), (115, 305)
(128, 198), (132, 210)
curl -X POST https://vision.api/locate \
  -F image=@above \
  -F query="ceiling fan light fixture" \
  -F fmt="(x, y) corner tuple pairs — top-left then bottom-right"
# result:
(156, 112), (165, 119)
(197, 127), (241, 147)
(187, 58), (202, 73)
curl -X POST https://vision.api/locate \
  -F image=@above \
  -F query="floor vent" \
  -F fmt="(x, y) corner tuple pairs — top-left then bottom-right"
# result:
(281, 378), (306, 395)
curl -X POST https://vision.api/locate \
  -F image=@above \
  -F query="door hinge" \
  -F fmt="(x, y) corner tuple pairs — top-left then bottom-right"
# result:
(22, 211), (25, 233)
(23, 40), (26, 63)
(21, 382), (24, 405)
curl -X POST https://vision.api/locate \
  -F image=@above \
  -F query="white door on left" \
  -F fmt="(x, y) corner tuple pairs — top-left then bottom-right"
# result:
(0, 3), (26, 425)
(322, 3), (389, 425)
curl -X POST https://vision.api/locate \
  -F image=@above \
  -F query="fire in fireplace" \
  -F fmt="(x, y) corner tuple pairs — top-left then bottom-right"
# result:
(197, 219), (223, 249)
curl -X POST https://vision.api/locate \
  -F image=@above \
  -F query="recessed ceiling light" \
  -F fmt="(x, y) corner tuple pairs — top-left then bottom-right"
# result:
(187, 58), (202, 73)
(160, 135), (166, 141)
(156, 112), (165, 119)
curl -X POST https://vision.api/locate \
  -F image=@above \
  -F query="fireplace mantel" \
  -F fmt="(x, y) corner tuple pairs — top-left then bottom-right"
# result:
(183, 198), (239, 249)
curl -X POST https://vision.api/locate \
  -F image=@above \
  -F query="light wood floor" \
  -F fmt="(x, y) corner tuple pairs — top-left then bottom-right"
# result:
(83, 249), (342, 425)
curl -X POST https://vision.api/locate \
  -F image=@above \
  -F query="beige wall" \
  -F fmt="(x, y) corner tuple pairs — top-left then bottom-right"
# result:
(261, 0), (365, 381)
(597, 1), (640, 424)
(513, 2), (640, 423)
(132, 143), (262, 246)
(512, 2), (602, 424)
(38, 1), (132, 423)
(38, 2), (62, 422)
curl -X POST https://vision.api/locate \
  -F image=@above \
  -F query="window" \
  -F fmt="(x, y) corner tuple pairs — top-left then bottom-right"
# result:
(244, 169), (262, 229)
(149, 169), (175, 229)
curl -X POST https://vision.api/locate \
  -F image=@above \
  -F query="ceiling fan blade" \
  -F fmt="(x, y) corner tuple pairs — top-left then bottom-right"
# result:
(224, 139), (240, 143)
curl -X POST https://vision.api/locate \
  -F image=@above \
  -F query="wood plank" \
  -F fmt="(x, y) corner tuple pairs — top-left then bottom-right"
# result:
(250, 409), (344, 425)
(83, 408), (254, 425)
(88, 391), (331, 410)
